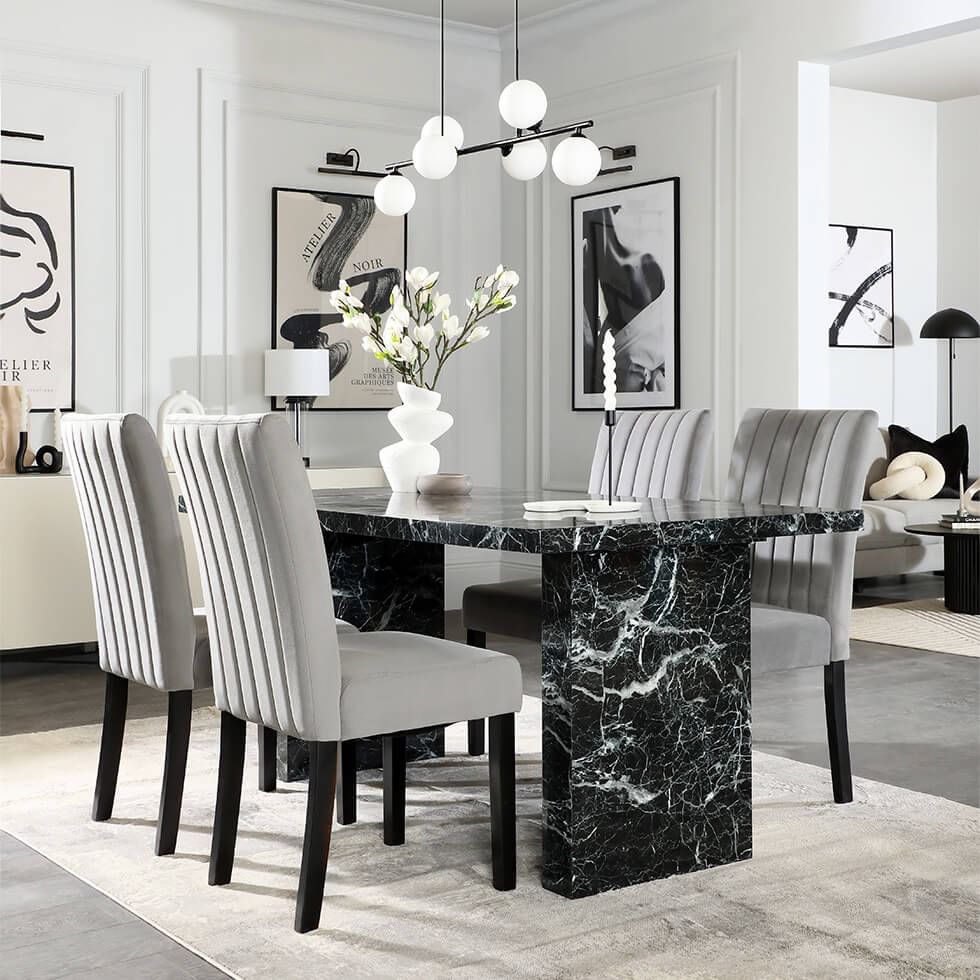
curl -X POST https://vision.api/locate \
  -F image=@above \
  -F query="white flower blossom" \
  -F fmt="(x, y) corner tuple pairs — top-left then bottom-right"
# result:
(398, 337), (418, 363)
(413, 322), (435, 347)
(362, 335), (381, 354)
(351, 312), (374, 333)
(469, 324), (491, 343)
(431, 291), (451, 316)
(406, 266), (429, 289)
(499, 270), (520, 289)
(441, 314), (462, 342)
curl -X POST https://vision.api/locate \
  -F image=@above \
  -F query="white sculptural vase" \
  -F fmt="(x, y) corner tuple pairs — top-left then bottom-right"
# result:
(379, 382), (454, 492)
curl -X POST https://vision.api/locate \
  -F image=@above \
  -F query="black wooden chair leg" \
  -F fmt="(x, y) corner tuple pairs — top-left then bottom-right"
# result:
(382, 735), (407, 846)
(93, 672), (128, 822)
(824, 661), (853, 804)
(295, 741), (339, 933)
(466, 631), (488, 755)
(156, 689), (193, 856)
(488, 713), (516, 890)
(336, 740), (357, 825)
(258, 725), (277, 792)
(467, 719), (486, 756)
(209, 712), (247, 886)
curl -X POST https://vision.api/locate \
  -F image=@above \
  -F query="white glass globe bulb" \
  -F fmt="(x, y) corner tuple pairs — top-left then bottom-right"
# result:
(501, 139), (548, 181)
(373, 173), (416, 216)
(551, 134), (602, 186)
(420, 114), (465, 150)
(412, 133), (458, 180)
(498, 79), (548, 130)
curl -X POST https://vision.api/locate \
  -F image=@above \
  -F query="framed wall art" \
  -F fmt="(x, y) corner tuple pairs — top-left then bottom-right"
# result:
(0, 160), (76, 411)
(828, 223), (894, 348)
(571, 177), (680, 411)
(271, 187), (407, 410)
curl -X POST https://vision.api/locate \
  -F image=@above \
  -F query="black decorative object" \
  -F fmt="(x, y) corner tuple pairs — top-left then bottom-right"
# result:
(919, 308), (980, 431)
(828, 224), (894, 348)
(14, 431), (63, 474)
(888, 423), (969, 499)
(572, 178), (681, 411)
(604, 409), (616, 505)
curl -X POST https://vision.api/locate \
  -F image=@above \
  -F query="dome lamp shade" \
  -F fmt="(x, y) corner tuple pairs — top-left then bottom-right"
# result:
(920, 308), (980, 339)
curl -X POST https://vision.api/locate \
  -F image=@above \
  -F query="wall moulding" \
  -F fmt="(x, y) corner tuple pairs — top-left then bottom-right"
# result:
(197, 69), (432, 413)
(524, 52), (739, 496)
(0, 42), (150, 416)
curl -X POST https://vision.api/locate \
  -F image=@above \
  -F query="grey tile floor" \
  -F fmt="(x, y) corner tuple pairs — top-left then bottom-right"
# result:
(0, 833), (228, 980)
(0, 573), (976, 978)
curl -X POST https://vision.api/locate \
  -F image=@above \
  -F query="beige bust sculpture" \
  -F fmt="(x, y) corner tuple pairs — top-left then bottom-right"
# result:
(0, 384), (30, 474)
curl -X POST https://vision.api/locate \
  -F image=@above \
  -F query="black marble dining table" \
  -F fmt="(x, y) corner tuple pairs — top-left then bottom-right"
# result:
(291, 487), (862, 900)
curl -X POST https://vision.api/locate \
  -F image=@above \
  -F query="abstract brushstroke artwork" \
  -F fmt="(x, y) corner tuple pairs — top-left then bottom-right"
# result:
(572, 178), (680, 411)
(0, 160), (75, 411)
(272, 188), (406, 410)
(828, 224), (894, 348)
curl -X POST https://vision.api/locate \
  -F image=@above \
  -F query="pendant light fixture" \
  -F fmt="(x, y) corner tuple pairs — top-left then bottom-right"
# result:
(374, 0), (603, 215)
(411, 0), (459, 179)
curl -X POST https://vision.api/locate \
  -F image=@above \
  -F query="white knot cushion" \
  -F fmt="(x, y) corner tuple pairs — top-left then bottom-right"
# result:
(869, 451), (945, 501)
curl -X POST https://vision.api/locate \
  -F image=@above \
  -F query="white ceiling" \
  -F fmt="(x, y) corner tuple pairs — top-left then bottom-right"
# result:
(831, 30), (980, 102)
(331, 0), (595, 29)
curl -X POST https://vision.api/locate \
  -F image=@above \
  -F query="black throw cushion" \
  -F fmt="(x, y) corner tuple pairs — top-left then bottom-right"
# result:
(887, 424), (969, 499)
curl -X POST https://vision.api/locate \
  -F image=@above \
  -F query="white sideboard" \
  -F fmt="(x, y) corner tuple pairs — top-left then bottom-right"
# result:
(0, 467), (387, 653)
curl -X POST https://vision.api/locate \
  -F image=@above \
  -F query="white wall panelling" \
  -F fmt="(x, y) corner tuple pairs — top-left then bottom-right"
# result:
(0, 45), (149, 429)
(938, 95), (980, 473)
(525, 54), (739, 496)
(827, 87), (939, 436)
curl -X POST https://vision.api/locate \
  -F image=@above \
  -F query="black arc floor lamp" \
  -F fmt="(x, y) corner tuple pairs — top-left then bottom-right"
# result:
(919, 308), (980, 430)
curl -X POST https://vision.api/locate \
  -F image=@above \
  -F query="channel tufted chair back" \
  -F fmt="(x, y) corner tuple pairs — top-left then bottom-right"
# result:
(588, 409), (713, 499)
(725, 408), (878, 662)
(169, 413), (342, 742)
(63, 413), (199, 691)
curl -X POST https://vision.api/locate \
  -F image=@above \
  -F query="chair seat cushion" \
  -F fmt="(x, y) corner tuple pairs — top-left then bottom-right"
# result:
(462, 578), (543, 641)
(751, 604), (832, 673)
(337, 631), (522, 740)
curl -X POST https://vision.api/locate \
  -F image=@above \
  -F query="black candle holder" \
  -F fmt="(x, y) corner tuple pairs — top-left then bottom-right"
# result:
(15, 431), (63, 474)
(604, 409), (617, 506)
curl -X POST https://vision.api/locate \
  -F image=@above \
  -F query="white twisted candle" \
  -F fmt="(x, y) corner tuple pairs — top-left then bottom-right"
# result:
(602, 331), (616, 412)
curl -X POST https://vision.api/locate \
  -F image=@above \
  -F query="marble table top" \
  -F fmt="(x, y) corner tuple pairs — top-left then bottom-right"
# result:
(314, 487), (863, 554)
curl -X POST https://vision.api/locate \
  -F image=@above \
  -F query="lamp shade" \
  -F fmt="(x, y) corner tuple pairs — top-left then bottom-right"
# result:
(920, 308), (980, 339)
(264, 348), (331, 398)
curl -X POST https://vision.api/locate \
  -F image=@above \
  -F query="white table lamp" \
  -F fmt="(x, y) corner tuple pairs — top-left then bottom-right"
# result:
(264, 348), (331, 467)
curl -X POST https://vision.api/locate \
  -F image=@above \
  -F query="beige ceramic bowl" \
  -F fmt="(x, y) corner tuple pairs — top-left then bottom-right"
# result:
(416, 473), (473, 495)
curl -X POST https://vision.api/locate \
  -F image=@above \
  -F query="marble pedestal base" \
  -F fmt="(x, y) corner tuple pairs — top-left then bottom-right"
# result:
(541, 542), (753, 898)
(277, 530), (446, 781)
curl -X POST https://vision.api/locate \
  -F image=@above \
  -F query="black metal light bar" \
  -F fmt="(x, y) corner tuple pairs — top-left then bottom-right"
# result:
(1, 129), (45, 141)
(317, 165), (389, 178)
(317, 147), (388, 179)
(384, 119), (595, 173)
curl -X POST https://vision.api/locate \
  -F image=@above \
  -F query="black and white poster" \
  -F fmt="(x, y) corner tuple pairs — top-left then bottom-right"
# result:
(828, 224), (894, 348)
(572, 177), (680, 411)
(0, 160), (75, 411)
(272, 187), (406, 410)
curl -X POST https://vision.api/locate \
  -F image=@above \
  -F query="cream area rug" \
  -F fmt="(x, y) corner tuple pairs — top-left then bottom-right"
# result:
(2, 700), (978, 980)
(851, 599), (980, 657)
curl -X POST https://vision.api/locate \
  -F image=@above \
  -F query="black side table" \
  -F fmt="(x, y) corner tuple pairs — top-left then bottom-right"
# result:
(906, 524), (980, 615)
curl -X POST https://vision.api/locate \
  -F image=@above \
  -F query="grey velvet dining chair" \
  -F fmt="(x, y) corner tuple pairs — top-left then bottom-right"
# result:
(727, 408), (878, 804)
(168, 413), (523, 933)
(459, 407), (713, 754)
(62, 413), (212, 856)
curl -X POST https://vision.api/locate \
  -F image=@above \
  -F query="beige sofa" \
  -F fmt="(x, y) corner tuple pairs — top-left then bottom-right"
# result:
(855, 428), (948, 579)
